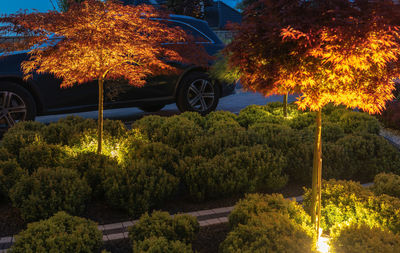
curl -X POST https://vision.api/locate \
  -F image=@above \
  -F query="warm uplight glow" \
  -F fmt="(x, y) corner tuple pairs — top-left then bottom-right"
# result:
(317, 228), (331, 253)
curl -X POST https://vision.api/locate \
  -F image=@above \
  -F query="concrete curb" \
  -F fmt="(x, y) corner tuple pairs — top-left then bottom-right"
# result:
(0, 183), (374, 251)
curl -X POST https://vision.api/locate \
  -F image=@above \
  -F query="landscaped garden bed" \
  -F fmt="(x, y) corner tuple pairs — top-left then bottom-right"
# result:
(1, 102), (400, 252)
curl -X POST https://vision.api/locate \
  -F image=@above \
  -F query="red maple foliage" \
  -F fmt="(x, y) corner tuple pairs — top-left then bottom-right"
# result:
(0, 0), (208, 153)
(225, 0), (400, 233)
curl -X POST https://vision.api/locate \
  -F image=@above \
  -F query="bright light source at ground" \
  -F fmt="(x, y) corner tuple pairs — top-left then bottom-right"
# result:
(317, 228), (330, 253)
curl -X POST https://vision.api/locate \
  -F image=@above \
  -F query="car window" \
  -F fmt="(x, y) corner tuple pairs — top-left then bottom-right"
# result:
(169, 21), (213, 43)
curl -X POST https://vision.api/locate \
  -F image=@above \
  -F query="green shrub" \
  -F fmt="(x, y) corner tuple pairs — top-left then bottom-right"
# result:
(103, 161), (179, 217)
(184, 127), (250, 158)
(330, 223), (400, 253)
(57, 115), (97, 132)
(223, 145), (288, 192)
(132, 115), (166, 141)
(204, 110), (238, 130)
(303, 179), (373, 231)
(10, 211), (102, 253)
(129, 211), (199, 243)
(133, 236), (193, 253)
(103, 119), (127, 139)
(65, 152), (119, 198)
(0, 147), (15, 161)
(0, 159), (26, 199)
(237, 105), (284, 128)
(41, 122), (72, 145)
(179, 111), (206, 128)
(303, 180), (400, 233)
(286, 142), (314, 184)
(247, 123), (300, 150)
(338, 111), (380, 134)
(307, 122), (345, 143)
(325, 107), (349, 122)
(178, 155), (247, 201)
(220, 212), (314, 253)
(372, 173), (400, 198)
(206, 120), (244, 135)
(228, 193), (312, 229)
(126, 142), (180, 175)
(18, 143), (70, 173)
(335, 134), (400, 180)
(287, 112), (315, 130)
(10, 167), (91, 221)
(1, 129), (42, 156)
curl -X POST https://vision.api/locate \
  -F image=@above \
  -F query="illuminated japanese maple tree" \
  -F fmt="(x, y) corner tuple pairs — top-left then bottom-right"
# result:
(226, 0), (400, 234)
(0, 0), (207, 154)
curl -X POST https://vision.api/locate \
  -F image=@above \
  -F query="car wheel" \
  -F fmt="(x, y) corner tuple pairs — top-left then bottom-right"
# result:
(138, 104), (165, 112)
(176, 72), (220, 114)
(0, 82), (36, 131)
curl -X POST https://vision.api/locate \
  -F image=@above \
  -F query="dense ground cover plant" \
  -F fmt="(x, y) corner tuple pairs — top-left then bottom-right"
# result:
(10, 167), (91, 221)
(303, 179), (400, 234)
(372, 173), (400, 198)
(129, 211), (198, 252)
(103, 161), (179, 217)
(10, 211), (102, 253)
(0, 159), (26, 200)
(330, 223), (400, 253)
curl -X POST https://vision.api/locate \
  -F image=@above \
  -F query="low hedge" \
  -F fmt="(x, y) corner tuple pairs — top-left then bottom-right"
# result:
(220, 212), (314, 253)
(10, 211), (102, 253)
(303, 179), (400, 234)
(129, 211), (199, 243)
(178, 146), (287, 201)
(338, 111), (381, 135)
(133, 236), (193, 253)
(330, 223), (400, 253)
(372, 172), (400, 198)
(10, 167), (91, 222)
(0, 159), (26, 200)
(228, 193), (312, 229)
(103, 161), (179, 217)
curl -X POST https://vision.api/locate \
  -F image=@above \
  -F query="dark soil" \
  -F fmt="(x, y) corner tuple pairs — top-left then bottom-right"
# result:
(101, 223), (230, 253)
(0, 183), (304, 237)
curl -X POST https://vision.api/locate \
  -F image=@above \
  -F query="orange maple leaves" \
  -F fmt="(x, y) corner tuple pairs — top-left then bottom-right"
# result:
(0, 0), (208, 88)
(226, 0), (400, 114)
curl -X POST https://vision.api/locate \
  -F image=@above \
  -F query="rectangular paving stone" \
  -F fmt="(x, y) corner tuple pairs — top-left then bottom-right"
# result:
(225, 206), (234, 212)
(206, 218), (221, 225)
(103, 222), (123, 231)
(102, 235), (109, 242)
(199, 220), (209, 226)
(211, 207), (233, 214)
(218, 217), (229, 223)
(122, 221), (134, 228)
(185, 211), (201, 217)
(97, 225), (105, 231)
(0, 237), (12, 244)
(123, 232), (129, 239)
(197, 209), (215, 216)
(107, 233), (125, 241)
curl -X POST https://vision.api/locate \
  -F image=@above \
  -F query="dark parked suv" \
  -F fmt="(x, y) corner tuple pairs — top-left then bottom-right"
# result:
(0, 14), (235, 131)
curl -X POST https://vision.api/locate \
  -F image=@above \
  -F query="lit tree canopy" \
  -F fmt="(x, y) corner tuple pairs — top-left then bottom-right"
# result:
(0, 0), (208, 153)
(226, 0), (400, 114)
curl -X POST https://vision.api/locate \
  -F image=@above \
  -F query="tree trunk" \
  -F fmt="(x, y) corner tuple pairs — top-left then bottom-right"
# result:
(310, 109), (322, 234)
(97, 78), (104, 154)
(283, 92), (288, 117)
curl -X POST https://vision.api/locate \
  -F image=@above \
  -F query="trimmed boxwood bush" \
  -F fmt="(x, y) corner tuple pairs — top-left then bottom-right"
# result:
(204, 110), (238, 130)
(133, 236), (193, 253)
(286, 142), (314, 184)
(247, 123), (300, 150)
(10, 167), (91, 221)
(179, 111), (206, 128)
(303, 179), (400, 233)
(65, 152), (119, 198)
(372, 172), (400, 198)
(126, 142), (180, 175)
(287, 112), (315, 130)
(103, 161), (179, 217)
(220, 212), (314, 253)
(228, 193), (312, 229)
(18, 143), (70, 174)
(237, 105), (284, 128)
(129, 211), (199, 243)
(0, 147), (14, 161)
(132, 115), (166, 140)
(330, 223), (400, 253)
(0, 159), (26, 200)
(10, 211), (102, 253)
(1, 128), (43, 156)
(338, 111), (380, 134)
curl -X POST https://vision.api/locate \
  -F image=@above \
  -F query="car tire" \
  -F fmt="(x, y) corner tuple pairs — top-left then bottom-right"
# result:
(138, 104), (165, 112)
(0, 82), (36, 131)
(176, 71), (220, 115)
